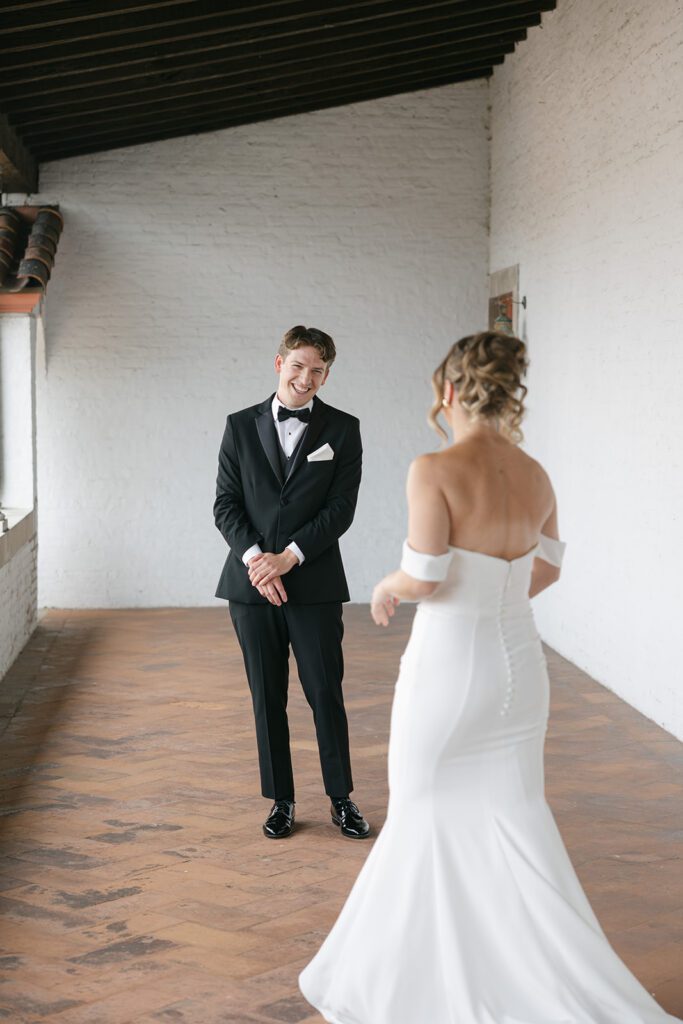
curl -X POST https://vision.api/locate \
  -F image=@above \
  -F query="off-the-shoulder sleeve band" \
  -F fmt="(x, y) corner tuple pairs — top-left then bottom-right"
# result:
(400, 540), (453, 582)
(536, 534), (566, 568)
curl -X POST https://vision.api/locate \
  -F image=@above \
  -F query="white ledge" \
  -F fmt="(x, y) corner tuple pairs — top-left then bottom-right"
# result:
(0, 508), (35, 570)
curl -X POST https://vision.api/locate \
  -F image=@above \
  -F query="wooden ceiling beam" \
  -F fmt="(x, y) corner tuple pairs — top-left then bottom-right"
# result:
(0, 16), (533, 91)
(15, 42), (516, 129)
(3, 0), (397, 33)
(1, 0), (201, 30)
(0, 113), (38, 193)
(29, 60), (497, 152)
(3, 0), (555, 40)
(8, 28), (527, 113)
(0, 1), (554, 64)
(6, 0), (556, 165)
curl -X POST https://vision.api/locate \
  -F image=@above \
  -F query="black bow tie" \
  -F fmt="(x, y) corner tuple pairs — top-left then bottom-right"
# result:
(278, 406), (311, 423)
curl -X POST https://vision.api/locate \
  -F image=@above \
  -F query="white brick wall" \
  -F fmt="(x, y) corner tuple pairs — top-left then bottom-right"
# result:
(490, 0), (683, 739)
(0, 538), (37, 679)
(0, 315), (38, 684)
(35, 82), (490, 607)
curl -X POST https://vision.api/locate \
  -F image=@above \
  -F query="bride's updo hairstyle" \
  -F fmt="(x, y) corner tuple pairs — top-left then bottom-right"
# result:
(429, 331), (529, 444)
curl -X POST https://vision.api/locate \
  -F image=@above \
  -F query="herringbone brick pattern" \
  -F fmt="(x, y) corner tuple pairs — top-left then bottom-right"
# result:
(0, 607), (682, 1023)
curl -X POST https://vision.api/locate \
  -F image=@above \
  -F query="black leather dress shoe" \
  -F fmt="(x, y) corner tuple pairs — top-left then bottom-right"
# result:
(263, 799), (295, 839)
(330, 798), (370, 839)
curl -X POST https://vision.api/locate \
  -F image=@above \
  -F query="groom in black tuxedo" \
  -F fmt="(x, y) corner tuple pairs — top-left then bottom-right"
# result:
(214, 326), (369, 840)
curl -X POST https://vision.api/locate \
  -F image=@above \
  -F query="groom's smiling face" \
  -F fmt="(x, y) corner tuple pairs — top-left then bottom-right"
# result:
(275, 345), (330, 408)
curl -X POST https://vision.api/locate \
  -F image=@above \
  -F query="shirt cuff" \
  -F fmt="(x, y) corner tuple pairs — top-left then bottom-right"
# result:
(287, 541), (305, 565)
(242, 543), (263, 566)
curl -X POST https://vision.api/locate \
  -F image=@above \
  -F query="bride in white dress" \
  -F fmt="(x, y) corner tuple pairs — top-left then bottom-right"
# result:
(299, 331), (680, 1024)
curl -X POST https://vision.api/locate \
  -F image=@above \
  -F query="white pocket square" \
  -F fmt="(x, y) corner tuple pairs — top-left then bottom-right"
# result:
(307, 443), (334, 462)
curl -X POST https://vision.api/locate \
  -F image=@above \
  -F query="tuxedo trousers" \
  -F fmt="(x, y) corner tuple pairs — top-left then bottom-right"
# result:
(229, 601), (354, 800)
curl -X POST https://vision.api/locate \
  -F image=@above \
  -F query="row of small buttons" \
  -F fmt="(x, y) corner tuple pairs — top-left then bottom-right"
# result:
(499, 565), (515, 717)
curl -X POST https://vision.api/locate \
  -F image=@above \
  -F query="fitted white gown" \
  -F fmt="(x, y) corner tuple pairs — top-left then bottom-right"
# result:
(299, 538), (681, 1024)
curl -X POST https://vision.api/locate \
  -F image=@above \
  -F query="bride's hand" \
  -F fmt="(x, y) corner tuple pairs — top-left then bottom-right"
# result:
(371, 584), (400, 627)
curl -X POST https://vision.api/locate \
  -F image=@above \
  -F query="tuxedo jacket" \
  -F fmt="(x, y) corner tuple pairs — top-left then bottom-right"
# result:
(214, 394), (362, 604)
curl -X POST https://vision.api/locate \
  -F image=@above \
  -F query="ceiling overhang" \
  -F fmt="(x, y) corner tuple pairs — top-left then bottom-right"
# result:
(0, 1), (556, 172)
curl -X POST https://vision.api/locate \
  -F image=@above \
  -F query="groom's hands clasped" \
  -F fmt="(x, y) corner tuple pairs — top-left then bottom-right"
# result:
(248, 550), (299, 606)
(249, 549), (298, 586)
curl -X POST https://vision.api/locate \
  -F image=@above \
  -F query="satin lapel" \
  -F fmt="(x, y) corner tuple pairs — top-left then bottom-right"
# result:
(255, 401), (284, 487)
(285, 397), (328, 486)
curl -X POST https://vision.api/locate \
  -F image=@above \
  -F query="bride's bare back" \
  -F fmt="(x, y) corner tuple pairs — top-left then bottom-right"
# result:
(407, 428), (557, 563)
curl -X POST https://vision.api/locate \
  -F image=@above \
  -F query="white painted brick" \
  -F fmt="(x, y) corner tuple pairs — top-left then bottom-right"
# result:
(0, 538), (37, 678)
(35, 83), (490, 608)
(490, 0), (683, 739)
(0, 314), (38, 684)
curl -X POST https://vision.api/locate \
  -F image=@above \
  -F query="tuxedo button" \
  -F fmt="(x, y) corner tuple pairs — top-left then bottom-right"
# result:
(280, 497), (288, 506)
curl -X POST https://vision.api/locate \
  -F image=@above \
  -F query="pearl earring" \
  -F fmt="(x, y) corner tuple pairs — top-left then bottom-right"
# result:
(442, 398), (450, 408)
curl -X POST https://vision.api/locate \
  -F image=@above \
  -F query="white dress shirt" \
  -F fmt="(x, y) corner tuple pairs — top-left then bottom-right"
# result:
(242, 395), (312, 568)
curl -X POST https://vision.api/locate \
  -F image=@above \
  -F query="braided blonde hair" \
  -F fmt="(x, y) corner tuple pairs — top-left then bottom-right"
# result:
(429, 331), (529, 444)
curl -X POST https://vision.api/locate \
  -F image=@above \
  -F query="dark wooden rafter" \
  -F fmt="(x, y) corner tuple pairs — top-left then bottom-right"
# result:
(1, 0), (554, 53)
(5, 28), (529, 110)
(1, 3), (553, 78)
(29, 64), (504, 154)
(19, 47), (510, 136)
(1, 0), (557, 164)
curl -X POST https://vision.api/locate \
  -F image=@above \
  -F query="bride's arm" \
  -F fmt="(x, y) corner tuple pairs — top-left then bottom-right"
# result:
(371, 456), (451, 625)
(529, 497), (563, 598)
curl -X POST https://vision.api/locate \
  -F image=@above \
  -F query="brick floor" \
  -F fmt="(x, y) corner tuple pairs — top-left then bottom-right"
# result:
(0, 606), (681, 1023)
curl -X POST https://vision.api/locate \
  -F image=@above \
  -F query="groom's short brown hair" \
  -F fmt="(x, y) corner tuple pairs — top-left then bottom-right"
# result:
(279, 325), (336, 367)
